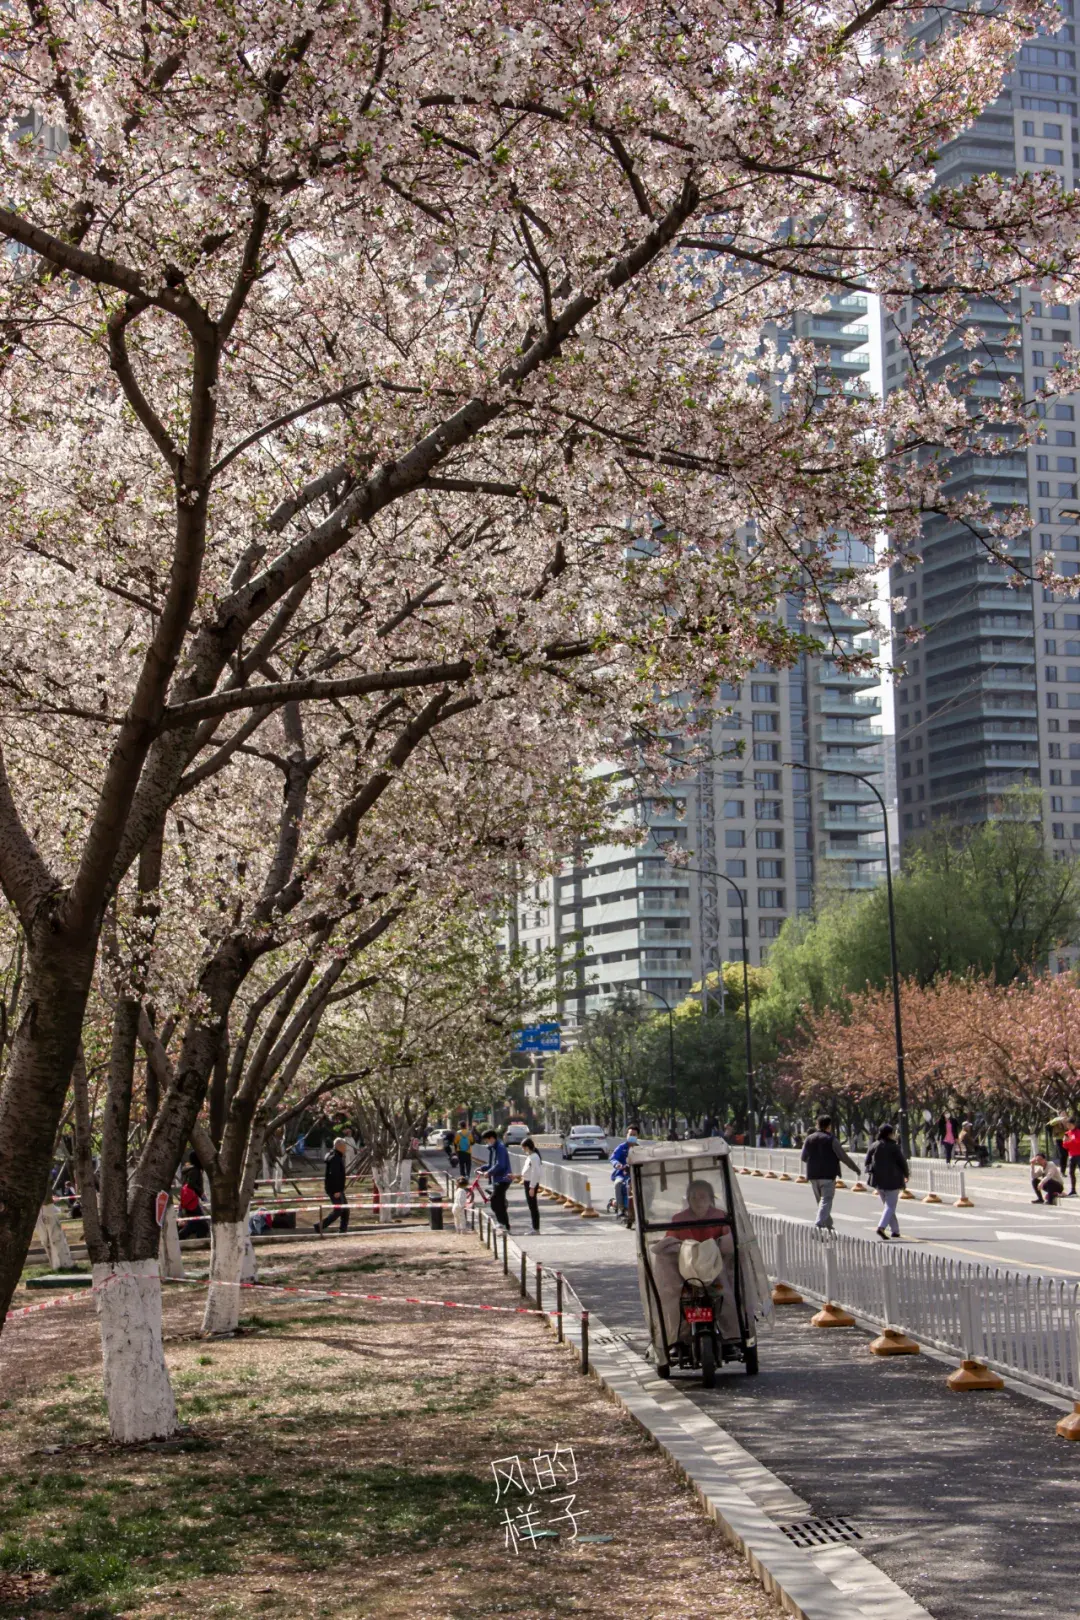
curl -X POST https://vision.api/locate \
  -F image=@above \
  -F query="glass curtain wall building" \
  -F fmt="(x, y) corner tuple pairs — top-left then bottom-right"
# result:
(886, 6), (1080, 931)
(510, 302), (884, 1033)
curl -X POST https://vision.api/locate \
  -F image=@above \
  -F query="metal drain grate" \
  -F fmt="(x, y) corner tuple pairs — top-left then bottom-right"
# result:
(778, 1517), (863, 1549)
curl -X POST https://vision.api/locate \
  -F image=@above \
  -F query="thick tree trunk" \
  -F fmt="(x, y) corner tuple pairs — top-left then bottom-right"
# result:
(397, 1158), (413, 1212)
(0, 933), (97, 1325)
(35, 1205), (74, 1270)
(93, 1259), (178, 1441)
(201, 1219), (256, 1335)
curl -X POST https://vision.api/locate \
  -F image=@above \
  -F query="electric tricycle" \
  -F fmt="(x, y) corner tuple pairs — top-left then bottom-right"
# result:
(629, 1138), (769, 1386)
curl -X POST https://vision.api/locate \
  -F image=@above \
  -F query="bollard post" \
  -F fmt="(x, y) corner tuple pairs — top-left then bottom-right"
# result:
(1056, 1309), (1080, 1437)
(520, 1251), (527, 1299)
(922, 1166), (942, 1204)
(318, 1203), (324, 1237)
(870, 1254), (919, 1355)
(429, 1191), (444, 1232)
(581, 1309), (589, 1374)
(556, 1271), (564, 1343)
(947, 1280), (1003, 1390)
(771, 1226), (803, 1305)
(811, 1242), (855, 1327)
(536, 1260), (543, 1312)
(502, 1228), (508, 1275)
(955, 1170), (974, 1208)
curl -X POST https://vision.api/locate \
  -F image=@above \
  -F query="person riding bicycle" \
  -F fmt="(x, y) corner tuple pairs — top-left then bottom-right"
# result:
(609, 1127), (639, 1219)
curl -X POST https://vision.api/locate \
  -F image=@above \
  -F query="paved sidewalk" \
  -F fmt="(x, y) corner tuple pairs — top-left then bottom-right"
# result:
(493, 1178), (1080, 1620)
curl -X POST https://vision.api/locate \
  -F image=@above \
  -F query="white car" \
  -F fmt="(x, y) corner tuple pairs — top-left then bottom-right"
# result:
(503, 1122), (531, 1146)
(561, 1125), (608, 1160)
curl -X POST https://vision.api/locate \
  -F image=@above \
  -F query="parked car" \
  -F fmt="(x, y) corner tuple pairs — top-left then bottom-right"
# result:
(504, 1121), (531, 1146)
(425, 1128), (450, 1147)
(561, 1125), (608, 1160)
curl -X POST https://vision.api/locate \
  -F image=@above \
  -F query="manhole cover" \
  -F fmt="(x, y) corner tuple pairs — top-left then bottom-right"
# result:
(778, 1517), (863, 1548)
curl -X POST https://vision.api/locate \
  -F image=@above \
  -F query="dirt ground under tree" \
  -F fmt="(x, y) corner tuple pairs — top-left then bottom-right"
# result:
(0, 1228), (778, 1620)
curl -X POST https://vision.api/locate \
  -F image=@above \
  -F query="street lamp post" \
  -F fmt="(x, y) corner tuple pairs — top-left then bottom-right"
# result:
(787, 759), (910, 1158)
(679, 866), (756, 1144)
(639, 986), (677, 1139)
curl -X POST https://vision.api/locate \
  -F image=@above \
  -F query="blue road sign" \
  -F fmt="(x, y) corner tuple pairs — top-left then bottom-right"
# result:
(514, 1022), (561, 1052)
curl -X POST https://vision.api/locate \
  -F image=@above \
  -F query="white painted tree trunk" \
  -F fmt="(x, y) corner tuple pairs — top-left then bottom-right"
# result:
(373, 1159), (397, 1223)
(93, 1260), (178, 1442)
(35, 1205), (73, 1270)
(398, 1157), (413, 1213)
(158, 1206), (185, 1280)
(1007, 1131), (1019, 1163)
(201, 1219), (257, 1336)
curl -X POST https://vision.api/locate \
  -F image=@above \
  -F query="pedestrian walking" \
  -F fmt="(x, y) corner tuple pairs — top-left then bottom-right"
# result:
(452, 1176), (469, 1233)
(455, 1127), (472, 1180)
(1065, 1121), (1080, 1195)
(937, 1111), (961, 1165)
(520, 1137), (542, 1233)
(481, 1128), (513, 1230)
(800, 1115), (859, 1231)
(864, 1124), (909, 1240)
(317, 1138), (350, 1232)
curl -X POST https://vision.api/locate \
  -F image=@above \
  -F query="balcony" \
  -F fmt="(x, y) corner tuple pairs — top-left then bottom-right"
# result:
(816, 663), (881, 689)
(638, 896), (691, 915)
(817, 722), (883, 746)
(819, 810), (886, 834)
(815, 777), (882, 804)
(816, 691), (882, 718)
(822, 841), (887, 861)
(805, 317), (870, 347)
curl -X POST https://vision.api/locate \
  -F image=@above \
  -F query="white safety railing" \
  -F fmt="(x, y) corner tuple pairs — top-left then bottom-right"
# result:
(507, 1149), (599, 1214)
(754, 1212), (1080, 1398)
(728, 1145), (969, 1203)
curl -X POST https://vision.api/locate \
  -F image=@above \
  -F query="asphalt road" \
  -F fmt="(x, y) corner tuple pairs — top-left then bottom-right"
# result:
(473, 1170), (1080, 1620)
(740, 1164), (1080, 1281)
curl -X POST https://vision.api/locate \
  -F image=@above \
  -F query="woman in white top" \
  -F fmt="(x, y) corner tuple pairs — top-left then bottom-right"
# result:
(520, 1139), (543, 1233)
(452, 1177), (470, 1233)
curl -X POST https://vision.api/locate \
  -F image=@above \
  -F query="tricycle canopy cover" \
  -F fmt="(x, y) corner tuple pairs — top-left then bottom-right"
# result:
(627, 1139), (771, 1365)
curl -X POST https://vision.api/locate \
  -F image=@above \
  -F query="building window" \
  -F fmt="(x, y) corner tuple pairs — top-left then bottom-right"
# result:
(752, 712), (778, 732)
(1024, 119), (1036, 133)
(1048, 665), (1060, 680)
(1045, 146), (1065, 162)
(722, 770), (744, 786)
(725, 859), (746, 877)
(758, 889), (786, 909)
(756, 829), (783, 849)
(1048, 691), (1061, 706)
(757, 859), (784, 878)
(753, 741), (780, 761)
(1053, 822), (1067, 838)
(750, 683), (778, 703)
(758, 918), (784, 938)
(723, 799), (744, 817)
(1052, 795), (1065, 811)
(1024, 144), (1038, 160)
(1038, 454), (1050, 469)
(754, 771), (781, 791)
(728, 917), (748, 936)
(755, 800), (782, 820)
(725, 829), (746, 848)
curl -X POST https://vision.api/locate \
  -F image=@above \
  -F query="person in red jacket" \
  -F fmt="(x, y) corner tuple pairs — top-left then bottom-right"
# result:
(1063, 1121), (1080, 1196)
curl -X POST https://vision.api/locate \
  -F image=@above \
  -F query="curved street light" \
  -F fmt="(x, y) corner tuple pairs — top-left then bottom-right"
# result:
(784, 759), (909, 1158)
(638, 985), (677, 1139)
(676, 865), (756, 1145)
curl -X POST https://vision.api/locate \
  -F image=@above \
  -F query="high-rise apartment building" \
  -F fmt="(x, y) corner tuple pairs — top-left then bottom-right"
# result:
(508, 301), (886, 1033)
(887, 9), (1080, 877)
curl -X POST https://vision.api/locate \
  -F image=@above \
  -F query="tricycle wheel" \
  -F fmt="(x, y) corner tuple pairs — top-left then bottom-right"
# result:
(656, 1362), (670, 1379)
(744, 1343), (759, 1377)
(700, 1334), (716, 1388)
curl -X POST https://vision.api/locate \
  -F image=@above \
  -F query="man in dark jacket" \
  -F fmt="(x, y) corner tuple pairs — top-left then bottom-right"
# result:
(800, 1116), (859, 1231)
(481, 1129), (513, 1231)
(864, 1124), (909, 1240)
(318, 1138), (350, 1233)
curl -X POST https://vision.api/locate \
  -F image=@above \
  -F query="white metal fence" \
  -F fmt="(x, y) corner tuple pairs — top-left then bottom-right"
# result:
(507, 1149), (599, 1213)
(728, 1145), (969, 1203)
(754, 1212), (1080, 1398)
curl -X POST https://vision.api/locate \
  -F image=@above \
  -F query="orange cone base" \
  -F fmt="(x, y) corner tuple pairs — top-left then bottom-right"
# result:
(764, 1171), (778, 1179)
(811, 1301), (856, 1328)
(900, 1188), (916, 1200)
(751, 1169), (765, 1177)
(870, 1328), (920, 1356)
(850, 1181), (868, 1193)
(947, 1358), (1004, 1392)
(778, 1173), (793, 1182)
(1056, 1403), (1080, 1440)
(922, 1193), (943, 1204)
(954, 1197), (974, 1207)
(772, 1282), (803, 1305)
(580, 1206), (599, 1219)
(796, 1175), (809, 1184)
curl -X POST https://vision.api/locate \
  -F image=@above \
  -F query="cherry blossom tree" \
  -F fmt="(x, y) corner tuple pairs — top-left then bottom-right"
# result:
(2, 0), (1080, 1359)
